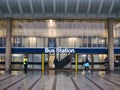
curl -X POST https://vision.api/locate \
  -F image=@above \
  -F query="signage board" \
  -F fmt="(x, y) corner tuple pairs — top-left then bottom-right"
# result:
(45, 47), (75, 54)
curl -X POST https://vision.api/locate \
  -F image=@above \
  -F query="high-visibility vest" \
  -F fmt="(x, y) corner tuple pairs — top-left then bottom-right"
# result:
(23, 58), (27, 65)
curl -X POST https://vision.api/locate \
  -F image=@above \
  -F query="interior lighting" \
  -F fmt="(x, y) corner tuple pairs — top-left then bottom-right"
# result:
(49, 19), (53, 27)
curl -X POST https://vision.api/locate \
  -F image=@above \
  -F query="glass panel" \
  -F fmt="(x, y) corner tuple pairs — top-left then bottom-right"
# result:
(48, 38), (56, 47)
(94, 54), (108, 70)
(56, 38), (59, 47)
(0, 20), (6, 47)
(23, 37), (28, 47)
(60, 38), (68, 47)
(44, 38), (48, 47)
(12, 54), (24, 70)
(12, 36), (22, 47)
(28, 54), (41, 69)
(29, 37), (36, 47)
(12, 20), (107, 48)
(0, 37), (5, 47)
(0, 54), (5, 69)
(68, 38), (75, 47)
(37, 37), (44, 47)
(114, 55), (120, 69)
(34, 54), (41, 69)
(114, 21), (120, 47)
(76, 54), (107, 70)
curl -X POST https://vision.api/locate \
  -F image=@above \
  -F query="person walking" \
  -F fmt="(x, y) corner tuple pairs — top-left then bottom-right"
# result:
(104, 57), (109, 72)
(23, 57), (28, 74)
(83, 57), (90, 72)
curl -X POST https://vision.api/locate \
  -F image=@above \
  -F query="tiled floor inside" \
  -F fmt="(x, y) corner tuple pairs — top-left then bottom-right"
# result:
(0, 70), (120, 90)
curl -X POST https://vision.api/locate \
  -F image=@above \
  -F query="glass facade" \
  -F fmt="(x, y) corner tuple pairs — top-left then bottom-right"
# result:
(0, 19), (119, 48)
(114, 21), (120, 47)
(28, 54), (42, 69)
(12, 54), (23, 70)
(12, 20), (108, 48)
(0, 54), (5, 69)
(0, 19), (120, 70)
(0, 20), (6, 47)
(71, 54), (107, 70)
(11, 54), (42, 70)
(0, 20), (6, 70)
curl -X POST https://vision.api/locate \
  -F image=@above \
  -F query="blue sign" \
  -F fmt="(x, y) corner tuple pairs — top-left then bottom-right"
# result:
(1, 47), (118, 54)
(45, 48), (75, 53)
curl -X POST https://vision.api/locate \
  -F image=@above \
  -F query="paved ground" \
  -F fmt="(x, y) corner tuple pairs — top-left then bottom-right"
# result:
(0, 71), (120, 90)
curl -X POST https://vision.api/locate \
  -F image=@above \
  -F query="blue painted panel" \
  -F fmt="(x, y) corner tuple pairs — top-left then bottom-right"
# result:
(114, 48), (120, 54)
(0, 48), (5, 53)
(11, 47), (108, 54)
(12, 48), (45, 53)
(75, 48), (108, 54)
(0, 47), (120, 54)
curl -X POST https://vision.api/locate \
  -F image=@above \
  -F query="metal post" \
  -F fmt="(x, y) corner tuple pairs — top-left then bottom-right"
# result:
(75, 53), (78, 71)
(42, 53), (45, 71)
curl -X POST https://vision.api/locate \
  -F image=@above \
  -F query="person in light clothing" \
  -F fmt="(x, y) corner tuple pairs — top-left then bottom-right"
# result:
(83, 57), (90, 72)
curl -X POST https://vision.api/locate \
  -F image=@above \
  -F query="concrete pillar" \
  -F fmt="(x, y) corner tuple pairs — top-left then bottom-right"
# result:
(108, 19), (114, 72)
(5, 18), (12, 73)
(91, 54), (94, 74)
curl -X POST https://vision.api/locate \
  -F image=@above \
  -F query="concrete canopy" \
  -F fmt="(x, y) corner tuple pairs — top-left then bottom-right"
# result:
(0, 0), (120, 19)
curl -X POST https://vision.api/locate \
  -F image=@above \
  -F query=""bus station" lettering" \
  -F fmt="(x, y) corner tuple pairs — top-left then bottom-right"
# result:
(45, 48), (75, 53)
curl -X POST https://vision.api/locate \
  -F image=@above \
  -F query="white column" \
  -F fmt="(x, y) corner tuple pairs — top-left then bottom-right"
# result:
(5, 18), (12, 73)
(108, 19), (114, 72)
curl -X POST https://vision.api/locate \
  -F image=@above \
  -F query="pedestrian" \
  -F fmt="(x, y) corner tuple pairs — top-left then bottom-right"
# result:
(104, 57), (109, 71)
(23, 57), (28, 74)
(54, 57), (59, 68)
(83, 57), (90, 72)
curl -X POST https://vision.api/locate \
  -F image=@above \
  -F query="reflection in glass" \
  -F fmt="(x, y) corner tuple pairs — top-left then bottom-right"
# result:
(12, 20), (108, 48)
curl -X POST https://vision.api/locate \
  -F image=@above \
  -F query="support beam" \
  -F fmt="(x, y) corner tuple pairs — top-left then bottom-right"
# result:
(6, 0), (12, 14)
(41, 0), (45, 14)
(5, 18), (12, 74)
(108, 19), (114, 72)
(17, 0), (23, 14)
(65, 0), (68, 14)
(97, 0), (104, 13)
(87, 0), (92, 14)
(108, 0), (115, 14)
(29, 0), (34, 14)
(2, 12), (117, 19)
(76, 0), (80, 14)
(53, 0), (56, 13)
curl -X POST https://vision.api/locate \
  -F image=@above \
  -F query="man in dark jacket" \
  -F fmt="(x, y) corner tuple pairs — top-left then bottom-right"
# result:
(104, 57), (109, 71)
